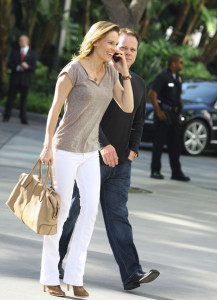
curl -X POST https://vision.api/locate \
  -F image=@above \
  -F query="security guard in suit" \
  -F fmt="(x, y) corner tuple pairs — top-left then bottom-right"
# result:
(3, 35), (36, 124)
(149, 54), (190, 181)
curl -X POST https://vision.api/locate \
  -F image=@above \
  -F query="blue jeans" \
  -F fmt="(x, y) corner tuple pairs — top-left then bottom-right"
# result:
(59, 160), (142, 284)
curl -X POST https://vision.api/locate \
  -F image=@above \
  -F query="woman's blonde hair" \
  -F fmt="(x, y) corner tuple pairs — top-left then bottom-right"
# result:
(73, 21), (120, 60)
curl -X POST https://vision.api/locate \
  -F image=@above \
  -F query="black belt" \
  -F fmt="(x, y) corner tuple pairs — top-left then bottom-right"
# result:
(161, 103), (181, 113)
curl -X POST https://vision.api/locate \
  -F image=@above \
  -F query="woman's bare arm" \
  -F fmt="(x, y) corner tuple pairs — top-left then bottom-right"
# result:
(40, 74), (73, 164)
(113, 78), (134, 113)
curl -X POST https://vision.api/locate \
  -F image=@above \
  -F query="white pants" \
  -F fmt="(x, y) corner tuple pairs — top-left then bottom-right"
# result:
(40, 149), (100, 286)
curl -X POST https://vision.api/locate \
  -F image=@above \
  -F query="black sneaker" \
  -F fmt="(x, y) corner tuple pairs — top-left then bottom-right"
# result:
(151, 172), (164, 179)
(124, 269), (160, 290)
(139, 269), (160, 283)
(21, 119), (29, 125)
(171, 172), (190, 182)
(3, 116), (10, 122)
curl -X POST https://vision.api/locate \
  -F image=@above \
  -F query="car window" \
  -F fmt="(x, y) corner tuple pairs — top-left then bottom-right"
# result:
(182, 82), (217, 104)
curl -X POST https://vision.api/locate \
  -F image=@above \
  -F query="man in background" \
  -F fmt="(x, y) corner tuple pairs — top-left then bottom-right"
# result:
(3, 35), (36, 124)
(149, 54), (190, 181)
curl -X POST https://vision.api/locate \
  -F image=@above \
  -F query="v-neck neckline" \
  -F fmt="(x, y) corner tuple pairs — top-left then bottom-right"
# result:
(77, 60), (107, 87)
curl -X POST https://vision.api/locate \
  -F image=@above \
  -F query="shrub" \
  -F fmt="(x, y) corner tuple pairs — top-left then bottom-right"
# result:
(31, 61), (57, 95)
(1, 90), (53, 115)
(0, 61), (58, 115)
(132, 38), (216, 92)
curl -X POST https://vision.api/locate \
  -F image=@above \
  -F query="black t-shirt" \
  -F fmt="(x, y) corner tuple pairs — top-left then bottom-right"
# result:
(99, 71), (146, 165)
(152, 68), (182, 107)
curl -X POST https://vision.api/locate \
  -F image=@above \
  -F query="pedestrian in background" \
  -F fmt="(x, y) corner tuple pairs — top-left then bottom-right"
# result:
(58, 28), (160, 292)
(39, 21), (133, 298)
(3, 35), (36, 124)
(149, 54), (190, 181)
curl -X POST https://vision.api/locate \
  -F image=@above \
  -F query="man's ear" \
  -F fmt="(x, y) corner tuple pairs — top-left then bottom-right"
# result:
(171, 61), (175, 67)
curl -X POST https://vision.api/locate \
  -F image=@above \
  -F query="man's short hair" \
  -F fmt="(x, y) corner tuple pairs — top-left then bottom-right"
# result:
(119, 28), (139, 45)
(168, 54), (182, 66)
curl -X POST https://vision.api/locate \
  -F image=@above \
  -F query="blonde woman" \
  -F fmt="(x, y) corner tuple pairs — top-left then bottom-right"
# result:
(39, 21), (133, 297)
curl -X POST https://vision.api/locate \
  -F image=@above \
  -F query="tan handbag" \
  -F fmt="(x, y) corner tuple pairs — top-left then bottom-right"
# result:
(5, 159), (61, 235)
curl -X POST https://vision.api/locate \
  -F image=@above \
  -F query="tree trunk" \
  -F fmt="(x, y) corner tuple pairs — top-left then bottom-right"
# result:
(182, 0), (205, 45)
(169, 2), (191, 43)
(37, 19), (58, 58)
(200, 30), (217, 65)
(28, 7), (38, 39)
(57, 0), (72, 58)
(100, 0), (149, 29)
(37, 1), (62, 58)
(20, 0), (38, 40)
(0, 0), (12, 97)
(198, 25), (208, 48)
(83, 0), (90, 35)
(139, 13), (150, 41)
(206, 0), (217, 9)
(198, 0), (217, 49)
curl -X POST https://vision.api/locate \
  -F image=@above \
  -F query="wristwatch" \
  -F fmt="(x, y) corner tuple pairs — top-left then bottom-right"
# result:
(128, 152), (138, 161)
(121, 74), (132, 80)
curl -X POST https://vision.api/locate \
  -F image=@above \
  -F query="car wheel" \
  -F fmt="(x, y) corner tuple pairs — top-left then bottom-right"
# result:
(182, 119), (209, 155)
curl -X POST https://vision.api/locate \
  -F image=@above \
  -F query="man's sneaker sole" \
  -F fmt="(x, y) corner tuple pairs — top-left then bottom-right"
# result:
(124, 282), (140, 291)
(139, 270), (160, 284)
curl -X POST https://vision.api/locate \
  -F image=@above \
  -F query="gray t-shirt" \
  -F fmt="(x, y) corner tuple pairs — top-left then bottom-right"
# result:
(53, 60), (119, 153)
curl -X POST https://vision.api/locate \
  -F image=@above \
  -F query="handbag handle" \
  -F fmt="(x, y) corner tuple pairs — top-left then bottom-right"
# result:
(39, 161), (56, 202)
(29, 159), (43, 181)
(21, 159), (43, 187)
(42, 161), (54, 190)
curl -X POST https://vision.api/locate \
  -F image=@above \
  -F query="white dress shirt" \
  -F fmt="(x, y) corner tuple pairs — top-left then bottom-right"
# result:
(16, 46), (29, 71)
(21, 46), (29, 56)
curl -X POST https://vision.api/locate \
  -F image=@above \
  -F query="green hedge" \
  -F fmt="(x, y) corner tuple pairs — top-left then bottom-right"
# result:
(1, 91), (53, 115)
(1, 61), (57, 115)
(131, 39), (216, 92)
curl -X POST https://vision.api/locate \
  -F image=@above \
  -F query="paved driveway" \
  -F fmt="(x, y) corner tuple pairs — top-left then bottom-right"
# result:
(0, 116), (216, 300)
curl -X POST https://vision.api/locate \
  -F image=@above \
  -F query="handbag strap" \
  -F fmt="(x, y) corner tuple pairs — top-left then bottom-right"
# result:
(22, 159), (43, 187)
(42, 161), (54, 190)
(50, 165), (54, 187)
(23, 157), (54, 188)
(39, 160), (43, 181)
(29, 159), (43, 181)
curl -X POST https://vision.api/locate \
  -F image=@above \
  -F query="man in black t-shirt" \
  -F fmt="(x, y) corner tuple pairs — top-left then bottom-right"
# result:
(58, 29), (160, 291)
(149, 54), (190, 181)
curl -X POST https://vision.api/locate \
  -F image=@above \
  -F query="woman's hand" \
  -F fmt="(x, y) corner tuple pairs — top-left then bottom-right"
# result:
(40, 146), (53, 165)
(112, 49), (129, 76)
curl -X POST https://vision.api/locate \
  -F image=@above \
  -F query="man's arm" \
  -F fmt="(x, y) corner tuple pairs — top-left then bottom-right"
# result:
(7, 50), (19, 71)
(99, 126), (118, 167)
(149, 89), (167, 121)
(22, 50), (37, 72)
(149, 73), (167, 120)
(28, 50), (37, 71)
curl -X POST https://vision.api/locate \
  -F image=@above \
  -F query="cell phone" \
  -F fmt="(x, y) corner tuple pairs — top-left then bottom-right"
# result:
(113, 53), (121, 62)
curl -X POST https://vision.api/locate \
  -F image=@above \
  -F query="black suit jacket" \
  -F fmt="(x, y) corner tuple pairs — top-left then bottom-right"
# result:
(8, 48), (37, 87)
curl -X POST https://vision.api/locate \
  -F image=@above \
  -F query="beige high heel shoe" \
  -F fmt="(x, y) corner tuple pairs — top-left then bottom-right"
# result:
(43, 285), (65, 297)
(67, 284), (89, 297)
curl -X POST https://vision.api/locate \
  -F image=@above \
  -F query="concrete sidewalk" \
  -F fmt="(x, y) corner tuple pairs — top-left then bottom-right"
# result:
(0, 113), (217, 300)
